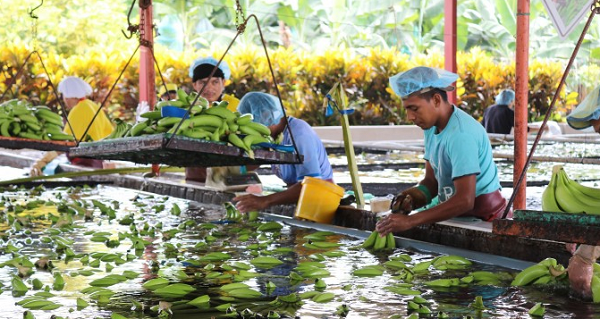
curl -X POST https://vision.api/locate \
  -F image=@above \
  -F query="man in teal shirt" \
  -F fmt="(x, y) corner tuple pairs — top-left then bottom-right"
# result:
(377, 66), (509, 235)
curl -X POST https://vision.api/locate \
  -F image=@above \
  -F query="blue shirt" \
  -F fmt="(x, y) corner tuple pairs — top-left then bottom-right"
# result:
(424, 106), (500, 202)
(272, 117), (333, 185)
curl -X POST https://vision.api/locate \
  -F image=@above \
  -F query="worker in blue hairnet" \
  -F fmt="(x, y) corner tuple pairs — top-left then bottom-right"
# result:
(186, 57), (240, 182)
(563, 86), (600, 301)
(482, 89), (515, 134)
(376, 66), (509, 235)
(232, 92), (334, 213)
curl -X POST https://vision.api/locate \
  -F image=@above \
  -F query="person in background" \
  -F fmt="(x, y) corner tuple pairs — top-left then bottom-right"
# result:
(482, 89), (515, 134)
(233, 92), (334, 212)
(376, 67), (509, 236)
(30, 76), (115, 175)
(186, 57), (240, 182)
(158, 83), (178, 101)
(564, 85), (600, 300)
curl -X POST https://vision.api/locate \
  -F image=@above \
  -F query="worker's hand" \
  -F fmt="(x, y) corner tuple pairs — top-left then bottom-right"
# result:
(375, 213), (415, 236)
(390, 187), (428, 214)
(29, 151), (59, 177)
(135, 101), (150, 123)
(567, 244), (600, 300)
(233, 194), (269, 213)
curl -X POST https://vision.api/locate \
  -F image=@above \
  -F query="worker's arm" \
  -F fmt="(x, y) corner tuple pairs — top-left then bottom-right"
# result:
(233, 182), (302, 213)
(390, 161), (437, 213)
(377, 172), (476, 234)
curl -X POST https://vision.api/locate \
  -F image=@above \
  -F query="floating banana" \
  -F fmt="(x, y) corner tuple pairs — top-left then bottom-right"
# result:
(542, 165), (600, 215)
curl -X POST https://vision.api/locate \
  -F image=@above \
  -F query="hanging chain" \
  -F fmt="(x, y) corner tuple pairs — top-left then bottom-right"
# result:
(29, 0), (43, 51)
(593, 0), (600, 12)
(235, 0), (246, 34)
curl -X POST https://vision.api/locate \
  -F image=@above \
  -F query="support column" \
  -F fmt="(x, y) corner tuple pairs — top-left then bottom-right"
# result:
(514, 0), (530, 210)
(444, 0), (457, 104)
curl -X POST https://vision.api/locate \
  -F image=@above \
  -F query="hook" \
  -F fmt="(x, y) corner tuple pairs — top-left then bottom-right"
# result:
(29, 0), (43, 19)
(121, 0), (138, 39)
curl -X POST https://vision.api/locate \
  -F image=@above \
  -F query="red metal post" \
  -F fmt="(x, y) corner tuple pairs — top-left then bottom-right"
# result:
(514, 0), (530, 209)
(444, 0), (457, 104)
(138, 0), (159, 175)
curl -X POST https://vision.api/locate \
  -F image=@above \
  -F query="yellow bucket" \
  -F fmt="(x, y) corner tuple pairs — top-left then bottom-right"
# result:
(295, 176), (344, 224)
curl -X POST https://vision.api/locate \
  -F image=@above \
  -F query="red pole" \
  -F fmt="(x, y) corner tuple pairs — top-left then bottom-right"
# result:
(444, 0), (457, 104)
(138, 0), (159, 175)
(514, 0), (530, 210)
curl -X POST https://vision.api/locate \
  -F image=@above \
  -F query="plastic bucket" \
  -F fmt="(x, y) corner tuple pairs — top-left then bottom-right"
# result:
(295, 176), (344, 224)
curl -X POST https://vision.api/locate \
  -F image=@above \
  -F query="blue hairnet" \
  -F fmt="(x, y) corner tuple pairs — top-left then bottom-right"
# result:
(495, 89), (515, 105)
(389, 66), (458, 98)
(237, 92), (284, 126)
(567, 85), (600, 129)
(188, 56), (231, 80)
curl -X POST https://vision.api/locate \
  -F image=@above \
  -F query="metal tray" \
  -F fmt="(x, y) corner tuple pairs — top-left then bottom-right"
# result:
(67, 134), (302, 167)
(0, 136), (75, 152)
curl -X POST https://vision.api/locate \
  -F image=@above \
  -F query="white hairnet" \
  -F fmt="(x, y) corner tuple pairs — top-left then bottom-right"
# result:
(495, 89), (515, 105)
(57, 76), (92, 99)
(567, 85), (600, 130)
(389, 66), (458, 98)
(188, 56), (231, 80)
(237, 92), (284, 127)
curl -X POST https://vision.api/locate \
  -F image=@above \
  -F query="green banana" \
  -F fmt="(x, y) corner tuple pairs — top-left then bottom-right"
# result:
(510, 264), (549, 286)
(10, 122), (21, 135)
(18, 131), (41, 140)
(528, 303), (545, 317)
(532, 274), (553, 285)
(189, 114), (223, 128)
(48, 132), (75, 141)
(43, 123), (64, 134)
(24, 121), (42, 132)
(555, 169), (595, 214)
(362, 231), (378, 249)
(592, 275), (600, 303)
(238, 125), (262, 136)
(205, 105), (236, 120)
(243, 121), (271, 136)
(236, 114), (253, 125)
(353, 265), (384, 277)
(177, 89), (189, 105)
(130, 121), (149, 137)
(386, 232), (395, 250)
(217, 100), (229, 108)
(373, 232), (387, 251)
(140, 110), (162, 120)
(182, 129), (211, 139)
(243, 134), (270, 150)
(228, 133), (249, 152)
(432, 255), (472, 267)
(470, 271), (499, 282)
(18, 114), (40, 125)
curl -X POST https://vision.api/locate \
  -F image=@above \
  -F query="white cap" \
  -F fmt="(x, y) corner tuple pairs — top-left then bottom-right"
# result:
(57, 76), (93, 99)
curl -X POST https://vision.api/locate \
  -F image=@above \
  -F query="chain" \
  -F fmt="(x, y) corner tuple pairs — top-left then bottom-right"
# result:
(235, 0), (246, 34)
(593, 0), (600, 12)
(29, 0), (43, 50)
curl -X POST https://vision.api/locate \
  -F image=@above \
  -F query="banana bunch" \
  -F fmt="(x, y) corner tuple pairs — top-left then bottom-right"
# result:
(223, 202), (242, 221)
(511, 257), (566, 286)
(542, 165), (600, 214)
(104, 119), (132, 140)
(134, 89), (273, 157)
(0, 99), (73, 141)
(361, 230), (396, 251)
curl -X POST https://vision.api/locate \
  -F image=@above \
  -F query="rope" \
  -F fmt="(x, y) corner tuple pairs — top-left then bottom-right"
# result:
(502, 3), (600, 219)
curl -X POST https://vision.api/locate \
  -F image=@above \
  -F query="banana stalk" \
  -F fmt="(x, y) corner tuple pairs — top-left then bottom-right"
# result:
(0, 167), (185, 185)
(326, 83), (364, 208)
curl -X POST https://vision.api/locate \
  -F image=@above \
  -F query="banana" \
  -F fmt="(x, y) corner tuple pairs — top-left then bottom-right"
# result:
(242, 121), (271, 136)
(243, 134), (270, 150)
(18, 114), (40, 125)
(236, 114), (253, 125)
(48, 132), (75, 141)
(592, 275), (600, 303)
(2, 120), (13, 136)
(532, 274), (553, 285)
(182, 129), (211, 140)
(559, 169), (600, 215)
(228, 133), (249, 152)
(10, 122), (21, 135)
(140, 110), (162, 120)
(195, 125), (218, 133)
(18, 131), (42, 140)
(205, 106), (236, 121)
(555, 170), (596, 214)
(24, 121), (42, 132)
(177, 89), (189, 106)
(511, 264), (549, 286)
(189, 105), (204, 115)
(189, 114), (223, 128)
(386, 232), (396, 250)
(541, 166), (563, 212)
(362, 231), (378, 249)
(130, 121), (149, 137)
(470, 271), (500, 282)
(238, 125), (262, 136)
(157, 117), (183, 128)
(217, 100), (229, 109)
(373, 232), (387, 251)
(528, 303), (545, 317)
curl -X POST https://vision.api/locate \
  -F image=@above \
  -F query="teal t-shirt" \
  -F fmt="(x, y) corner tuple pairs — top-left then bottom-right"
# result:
(423, 106), (500, 203)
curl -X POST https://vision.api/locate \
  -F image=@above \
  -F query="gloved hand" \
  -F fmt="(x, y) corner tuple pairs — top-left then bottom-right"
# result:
(30, 151), (59, 177)
(390, 185), (431, 214)
(135, 101), (150, 123)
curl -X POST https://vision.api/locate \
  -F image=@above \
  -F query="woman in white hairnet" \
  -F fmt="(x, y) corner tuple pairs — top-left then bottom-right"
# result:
(30, 76), (114, 175)
(233, 92), (334, 213)
(376, 66), (508, 235)
(563, 86), (600, 301)
(482, 89), (515, 134)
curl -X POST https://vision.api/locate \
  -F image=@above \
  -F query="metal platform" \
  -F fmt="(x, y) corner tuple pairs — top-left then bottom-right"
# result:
(492, 210), (600, 245)
(67, 134), (302, 167)
(0, 136), (75, 152)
